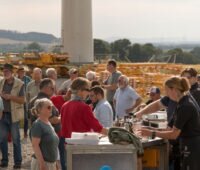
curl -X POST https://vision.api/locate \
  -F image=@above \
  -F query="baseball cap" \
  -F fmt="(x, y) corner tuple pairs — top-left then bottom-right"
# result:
(68, 68), (78, 75)
(148, 86), (160, 94)
(2, 63), (14, 71)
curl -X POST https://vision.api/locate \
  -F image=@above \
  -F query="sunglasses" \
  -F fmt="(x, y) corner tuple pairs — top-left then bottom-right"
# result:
(46, 105), (52, 110)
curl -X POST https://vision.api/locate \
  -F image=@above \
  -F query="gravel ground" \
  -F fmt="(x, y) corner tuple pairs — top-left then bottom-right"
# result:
(0, 129), (33, 170)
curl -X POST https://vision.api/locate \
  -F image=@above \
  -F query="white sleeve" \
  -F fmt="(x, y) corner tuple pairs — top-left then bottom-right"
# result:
(113, 88), (119, 100)
(129, 88), (140, 101)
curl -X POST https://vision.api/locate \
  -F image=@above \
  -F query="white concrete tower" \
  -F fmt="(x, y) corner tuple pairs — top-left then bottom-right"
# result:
(61, 0), (93, 63)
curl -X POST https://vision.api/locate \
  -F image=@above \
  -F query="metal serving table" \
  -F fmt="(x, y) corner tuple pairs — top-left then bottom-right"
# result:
(66, 137), (168, 170)
(66, 137), (137, 170)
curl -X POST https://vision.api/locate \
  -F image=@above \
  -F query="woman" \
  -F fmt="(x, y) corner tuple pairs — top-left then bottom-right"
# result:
(61, 77), (108, 138)
(60, 77), (108, 170)
(141, 76), (200, 170)
(50, 89), (71, 170)
(30, 98), (59, 170)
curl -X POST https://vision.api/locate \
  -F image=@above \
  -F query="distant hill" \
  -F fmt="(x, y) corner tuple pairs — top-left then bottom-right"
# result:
(0, 30), (59, 44)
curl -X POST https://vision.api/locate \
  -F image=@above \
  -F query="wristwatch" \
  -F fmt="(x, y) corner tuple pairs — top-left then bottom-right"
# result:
(151, 131), (156, 139)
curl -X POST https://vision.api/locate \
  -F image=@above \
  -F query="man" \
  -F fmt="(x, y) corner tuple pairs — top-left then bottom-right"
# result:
(17, 66), (31, 139)
(58, 68), (78, 95)
(136, 68), (200, 121)
(113, 75), (142, 119)
(146, 86), (161, 105)
(103, 59), (122, 119)
(90, 86), (113, 127)
(29, 78), (60, 128)
(29, 78), (61, 169)
(0, 63), (25, 169)
(46, 68), (57, 81)
(26, 67), (42, 104)
(86, 70), (96, 81)
(181, 67), (200, 105)
(46, 68), (58, 94)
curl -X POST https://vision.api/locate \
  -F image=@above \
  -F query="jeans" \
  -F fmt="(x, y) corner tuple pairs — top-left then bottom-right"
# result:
(59, 137), (67, 170)
(0, 112), (22, 165)
(24, 104), (29, 136)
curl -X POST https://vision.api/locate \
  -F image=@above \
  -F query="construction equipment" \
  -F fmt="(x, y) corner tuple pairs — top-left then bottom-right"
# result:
(22, 52), (69, 66)
(20, 52), (70, 77)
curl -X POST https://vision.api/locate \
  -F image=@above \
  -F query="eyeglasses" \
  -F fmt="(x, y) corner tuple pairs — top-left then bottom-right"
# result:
(118, 79), (123, 83)
(82, 88), (90, 92)
(72, 71), (78, 74)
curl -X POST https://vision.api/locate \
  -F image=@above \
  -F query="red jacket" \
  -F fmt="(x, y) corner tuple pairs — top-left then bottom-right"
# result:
(61, 100), (103, 138)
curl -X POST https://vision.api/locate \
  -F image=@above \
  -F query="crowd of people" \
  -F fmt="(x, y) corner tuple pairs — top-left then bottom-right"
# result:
(0, 60), (200, 170)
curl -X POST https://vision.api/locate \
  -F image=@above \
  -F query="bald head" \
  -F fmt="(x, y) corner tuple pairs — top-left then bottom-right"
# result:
(32, 67), (42, 81)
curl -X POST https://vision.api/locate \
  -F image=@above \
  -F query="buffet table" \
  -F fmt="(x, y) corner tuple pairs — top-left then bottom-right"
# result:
(142, 138), (168, 170)
(66, 137), (168, 170)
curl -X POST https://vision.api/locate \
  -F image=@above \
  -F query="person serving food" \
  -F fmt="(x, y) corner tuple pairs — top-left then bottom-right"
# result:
(139, 76), (200, 170)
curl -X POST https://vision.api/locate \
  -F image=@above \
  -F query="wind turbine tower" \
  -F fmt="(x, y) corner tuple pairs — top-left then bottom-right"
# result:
(61, 0), (94, 64)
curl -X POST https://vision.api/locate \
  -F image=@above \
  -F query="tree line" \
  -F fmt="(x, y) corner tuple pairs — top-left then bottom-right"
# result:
(6, 39), (200, 64)
(94, 38), (200, 64)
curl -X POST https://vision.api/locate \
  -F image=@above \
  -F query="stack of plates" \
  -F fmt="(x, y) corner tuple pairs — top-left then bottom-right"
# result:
(65, 132), (100, 145)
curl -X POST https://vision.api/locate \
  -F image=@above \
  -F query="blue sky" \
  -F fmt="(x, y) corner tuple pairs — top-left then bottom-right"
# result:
(1, 0), (200, 41)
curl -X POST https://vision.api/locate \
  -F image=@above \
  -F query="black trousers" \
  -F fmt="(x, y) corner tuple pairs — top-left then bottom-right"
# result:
(180, 136), (200, 170)
(169, 139), (181, 170)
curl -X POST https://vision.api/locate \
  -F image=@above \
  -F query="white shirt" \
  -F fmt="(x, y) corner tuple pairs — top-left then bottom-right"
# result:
(59, 79), (72, 93)
(94, 99), (113, 127)
(114, 86), (140, 118)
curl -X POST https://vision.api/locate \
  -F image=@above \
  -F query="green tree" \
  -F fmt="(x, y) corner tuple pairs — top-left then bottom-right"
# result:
(51, 45), (61, 53)
(180, 52), (200, 64)
(190, 47), (200, 59)
(129, 43), (158, 62)
(94, 39), (111, 59)
(111, 39), (131, 60)
(128, 43), (141, 62)
(24, 42), (44, 52)
(140, 43), (157, 61)
(166, 48), (200, 64)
